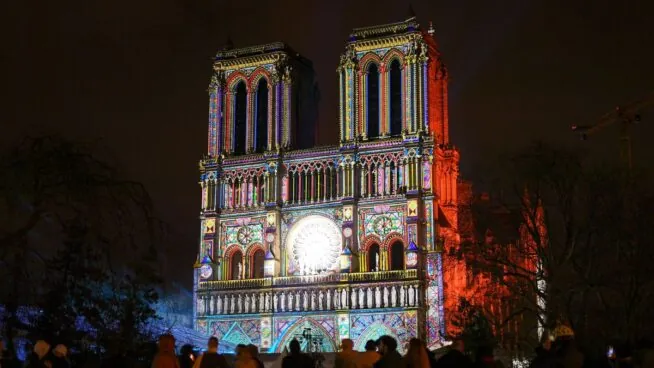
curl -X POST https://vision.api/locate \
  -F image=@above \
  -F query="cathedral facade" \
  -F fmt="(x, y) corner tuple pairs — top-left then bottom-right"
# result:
(193, 17), (461, 354)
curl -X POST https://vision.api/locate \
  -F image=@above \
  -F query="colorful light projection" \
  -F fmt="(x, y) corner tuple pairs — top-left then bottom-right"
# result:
(286, 215), (342, 275)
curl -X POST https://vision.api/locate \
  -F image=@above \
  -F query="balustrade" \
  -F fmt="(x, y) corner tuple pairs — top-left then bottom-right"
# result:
(197, 270), (420, 316)
(196, 280), (421, 317)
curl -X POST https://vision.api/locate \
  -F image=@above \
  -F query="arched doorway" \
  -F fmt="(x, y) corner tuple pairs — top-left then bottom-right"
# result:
(230, 250), (243, 280)
(389, 241), (404, 271)
(368, 243), (380, 272)
(251, 248), (265, 279)
(273, 318), (337, 353)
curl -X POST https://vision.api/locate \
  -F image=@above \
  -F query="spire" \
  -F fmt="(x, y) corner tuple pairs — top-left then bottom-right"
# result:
(407, 4), (416, 20)
(428, 21), (435, 37)
(223, 35), (234, 51)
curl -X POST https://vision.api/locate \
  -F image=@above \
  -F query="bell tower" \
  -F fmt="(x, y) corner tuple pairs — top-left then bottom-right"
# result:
(337, 17), (449, 144)
(207, 42), (319, 157)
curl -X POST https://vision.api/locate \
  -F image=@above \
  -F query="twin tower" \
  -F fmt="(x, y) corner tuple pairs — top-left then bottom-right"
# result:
(195, 17), (461, 353)
(206, 16), (451, 158)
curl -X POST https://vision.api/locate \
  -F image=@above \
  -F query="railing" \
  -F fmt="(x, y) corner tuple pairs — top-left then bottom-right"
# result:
(196, 270), (421, 317)
(196, 279), (422, 317)
(198, 269), (417, 290)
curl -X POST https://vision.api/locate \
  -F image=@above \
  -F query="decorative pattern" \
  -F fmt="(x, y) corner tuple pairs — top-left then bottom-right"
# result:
(204, 219), (216, 234)
(225, 224), (263, 247)
(350, 311), (418, 354)
(426, 253), (445, 348)
(210, 319), (261, 347)
(364, 212), (403, 238)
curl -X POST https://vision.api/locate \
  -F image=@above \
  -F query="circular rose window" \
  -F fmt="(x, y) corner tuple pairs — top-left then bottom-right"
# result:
(286, 215), (342, 275)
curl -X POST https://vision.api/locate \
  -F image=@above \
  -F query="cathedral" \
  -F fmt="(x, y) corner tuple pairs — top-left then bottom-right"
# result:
(193, 17), (462, 354)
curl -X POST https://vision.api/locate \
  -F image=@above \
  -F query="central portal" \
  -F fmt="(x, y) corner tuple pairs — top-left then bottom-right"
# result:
(286, 215), (342, 275)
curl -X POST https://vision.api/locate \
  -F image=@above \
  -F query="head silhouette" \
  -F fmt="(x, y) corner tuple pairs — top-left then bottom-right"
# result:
(290, 339), (301, 354)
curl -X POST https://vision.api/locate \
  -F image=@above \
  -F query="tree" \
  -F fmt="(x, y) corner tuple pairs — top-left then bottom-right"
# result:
(456, 141), (654, 354)
(0, 136), (164, 354)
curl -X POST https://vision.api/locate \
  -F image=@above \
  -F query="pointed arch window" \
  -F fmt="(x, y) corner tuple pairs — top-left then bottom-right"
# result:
(251, 249), (265, 279)
(389, 60), (402, 136)
(233, 81), (247, 155)
(255, 79), (269, 153)
(389, 241), (404, 271)
(366, 64), (380, 139)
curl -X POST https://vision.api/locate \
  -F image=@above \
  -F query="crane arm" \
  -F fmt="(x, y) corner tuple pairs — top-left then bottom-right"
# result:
(571, 91), (654, 137)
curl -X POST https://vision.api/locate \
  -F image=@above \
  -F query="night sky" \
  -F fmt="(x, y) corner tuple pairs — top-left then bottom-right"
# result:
(3, 0), (653, 287)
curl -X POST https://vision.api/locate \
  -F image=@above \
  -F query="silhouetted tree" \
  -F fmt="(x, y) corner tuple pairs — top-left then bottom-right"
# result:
(457, 141), (654, 353)
(0, 136), (164, 354)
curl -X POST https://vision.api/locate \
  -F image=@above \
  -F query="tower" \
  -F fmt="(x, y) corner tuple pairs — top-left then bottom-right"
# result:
(194, 18), (458, 353)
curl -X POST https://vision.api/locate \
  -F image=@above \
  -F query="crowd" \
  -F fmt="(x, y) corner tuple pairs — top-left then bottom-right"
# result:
(3, 326), (654, 368)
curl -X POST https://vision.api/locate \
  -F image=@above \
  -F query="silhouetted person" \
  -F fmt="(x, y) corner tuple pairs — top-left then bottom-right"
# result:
(358, 340), (381, 368)
(152, 334), (180, 368)
(335, 339), (358, 368)
(373, 335), (404, 368)
(404, 338), (430, 368)
(436, 340), (471, 368)
(248, 344), (264, 368)
(26, 340), (52, 368)
(179, 344), (195, 368)
(282, 339), (314, 368)
(193, 337), (228, 368)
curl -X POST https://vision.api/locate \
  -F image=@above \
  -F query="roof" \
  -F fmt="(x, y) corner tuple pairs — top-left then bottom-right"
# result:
(215, 42), (297, 60)
(350, 17), (420, 39)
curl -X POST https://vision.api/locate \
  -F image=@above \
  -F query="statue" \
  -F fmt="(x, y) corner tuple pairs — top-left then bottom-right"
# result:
(358, 289), (364, 309)
(273, 293), (278, 312)
(342, 289), (348, 308)
(375, 287), (381, 308)
(391, 286), (397, 306)
(375, 253), (379, 271)
(244, 294), (250, 313)
(288, 292), (294, 311)
(237, 261), (243, 280)
(237, 294), (242, 313)
(400, 286), (405, 306)
(230, 295), (235, 313)
(209, 295), (215, 315)
(409, 286), (415, 306)
(303, 291), (309, 311)
(265, 293), (271, 311)
(217, 295), (222, 314)
(196, 297), (203, 315)
(383, 287), (389, 307)
(366, 288), (373, 308)
(330, 289), (336, 309)
(310, 291), (316, 311)
(318, 290), (324, 310)
(280, 293), (285, 312)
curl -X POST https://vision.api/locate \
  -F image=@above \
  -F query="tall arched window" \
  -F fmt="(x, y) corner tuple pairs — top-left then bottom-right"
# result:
(251, 249), (265, 279)
(255, 79), (268, 153)
(368, 243), (380, 272)
(233, 81), (247, 155)
(230, 250), (243, 280)
(389, 60), (402, 136)
(367, 64), (380, 139)
(389, 241), (404, 271)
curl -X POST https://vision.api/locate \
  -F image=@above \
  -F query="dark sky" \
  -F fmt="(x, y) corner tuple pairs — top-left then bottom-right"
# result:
(3, 0), (653, 287)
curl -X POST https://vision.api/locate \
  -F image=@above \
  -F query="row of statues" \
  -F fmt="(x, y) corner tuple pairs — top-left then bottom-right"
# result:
(197, 284), (420, 316)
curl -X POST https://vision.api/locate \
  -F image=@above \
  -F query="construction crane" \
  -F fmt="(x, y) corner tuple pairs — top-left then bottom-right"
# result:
(571, 91), (654, 171)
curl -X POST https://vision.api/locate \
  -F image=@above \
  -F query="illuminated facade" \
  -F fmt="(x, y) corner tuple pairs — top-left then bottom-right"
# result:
(194, 17), (460, 353)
